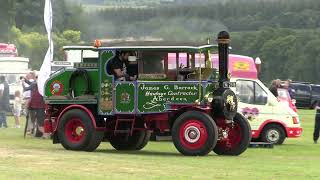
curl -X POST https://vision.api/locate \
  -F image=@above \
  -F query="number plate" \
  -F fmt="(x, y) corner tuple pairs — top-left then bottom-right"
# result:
(223, 82), (236, 88)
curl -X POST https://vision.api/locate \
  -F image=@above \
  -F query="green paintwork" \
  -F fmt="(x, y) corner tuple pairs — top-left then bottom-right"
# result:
(115, 82), (135, 113)
(98, 50), (114, 114)
(137, 82), (202, 113)
(45, 69), (99, 101)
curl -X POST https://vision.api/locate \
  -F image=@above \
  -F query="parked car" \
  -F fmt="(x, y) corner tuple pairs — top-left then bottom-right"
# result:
(311, 84), (320, 109)
(289, 82), (312, 108)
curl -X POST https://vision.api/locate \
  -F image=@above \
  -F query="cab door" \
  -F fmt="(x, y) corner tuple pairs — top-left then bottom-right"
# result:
(235, 79), (271, 133)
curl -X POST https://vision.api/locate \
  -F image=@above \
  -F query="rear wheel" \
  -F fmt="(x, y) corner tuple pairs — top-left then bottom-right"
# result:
(172, 111), (218, 156)
(213, 113), (251, 156)
(108, 130), (151, 150)
(261, 124), (285, 145)
(85, 131), (104, 152)
(58, 109), (102, 151)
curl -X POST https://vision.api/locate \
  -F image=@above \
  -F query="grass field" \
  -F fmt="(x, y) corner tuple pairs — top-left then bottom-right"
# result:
(0, 110), (319, 180)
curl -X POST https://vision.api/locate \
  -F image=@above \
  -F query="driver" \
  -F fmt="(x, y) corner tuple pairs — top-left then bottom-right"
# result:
(109, 51), (130, 81)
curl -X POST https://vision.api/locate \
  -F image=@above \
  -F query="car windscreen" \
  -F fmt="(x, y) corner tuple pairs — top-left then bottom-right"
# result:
(312, 86), (320, 96)
(292, 84), (311, 95)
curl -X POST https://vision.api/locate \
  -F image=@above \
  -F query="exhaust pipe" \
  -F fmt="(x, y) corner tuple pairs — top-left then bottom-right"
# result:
(217, 31), (230, 88)
(212, 31), (237, 120)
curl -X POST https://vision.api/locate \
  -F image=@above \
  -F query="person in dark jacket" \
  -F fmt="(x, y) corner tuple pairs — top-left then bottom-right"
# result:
(0, 76), (10, 128)
(22, 76), (45, 136)
(269, 79), (281, 98)
(107, 51), (130, 81)
(313, 101), (320, 144)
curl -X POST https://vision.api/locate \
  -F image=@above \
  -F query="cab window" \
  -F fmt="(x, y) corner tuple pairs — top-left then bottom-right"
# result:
(236, 80), (268, 105)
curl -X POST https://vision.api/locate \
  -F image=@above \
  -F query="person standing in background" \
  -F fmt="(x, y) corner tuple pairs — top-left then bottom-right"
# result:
(22, 72), (35, 133)
(0, 81), (4, 128)
(286, 79), (295, 99)
(0, 76), (10, 128)
(13, 90), (22, 128)
(313, 101), (320, 144)
(23, 75), (45, 137)
(269, 79), (281, 98)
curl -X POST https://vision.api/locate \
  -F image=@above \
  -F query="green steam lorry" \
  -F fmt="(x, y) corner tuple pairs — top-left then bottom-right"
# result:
(43, 31), (251, 156)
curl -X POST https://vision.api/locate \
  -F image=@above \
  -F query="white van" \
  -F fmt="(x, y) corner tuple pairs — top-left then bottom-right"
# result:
(211, 54), (302, 144)
(0, 56), (30, 105)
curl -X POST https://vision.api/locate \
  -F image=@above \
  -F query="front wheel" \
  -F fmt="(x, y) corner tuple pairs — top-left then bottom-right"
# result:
(58, 109), (102, 151)
(213, 113), (251, 156)
(261, 124), (286, 145)
(172, 111), (218, 156)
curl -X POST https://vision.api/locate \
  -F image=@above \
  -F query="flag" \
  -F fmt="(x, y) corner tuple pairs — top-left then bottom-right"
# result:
(38, 0), (53, 96)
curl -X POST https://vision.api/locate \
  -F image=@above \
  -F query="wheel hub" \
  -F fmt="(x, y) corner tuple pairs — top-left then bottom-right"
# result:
(184, 126), (201, 143)
(65, 118), (86, 143)
(222, 129), (228, 139)
(267, 129), (279, 142)
(75, 126), (84, 136)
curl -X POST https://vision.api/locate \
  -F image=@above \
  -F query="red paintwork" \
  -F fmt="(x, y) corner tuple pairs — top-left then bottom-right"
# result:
(144, 113), (168, 121)
(64, 118), (86, 143)
(179, 120), (208, 150)
(251, 119), (302, 139)
(44, 119), (53, 133)
(44, 105), (53, 133)
(54, 104), (97, 132)
(156, 121), (170, 132)
(286, 127), (303, 138)
(215, 118), (243, 151)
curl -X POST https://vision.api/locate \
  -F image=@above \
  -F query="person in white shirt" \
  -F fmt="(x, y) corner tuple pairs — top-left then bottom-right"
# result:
(21, 72), (35, 132)
(13, 90), (22, 128)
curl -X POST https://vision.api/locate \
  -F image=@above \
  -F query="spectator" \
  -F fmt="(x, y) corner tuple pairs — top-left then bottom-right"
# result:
(22, 72), (35, 133)
(127, 52), (138, 81)
(0, 76), (10, 128)
(23, 75), (45, 137)
(269, 79), (281, 98)
(13, 90), (22, 128)
(282, 79), (295, 99)
(313, 101), (320, 144)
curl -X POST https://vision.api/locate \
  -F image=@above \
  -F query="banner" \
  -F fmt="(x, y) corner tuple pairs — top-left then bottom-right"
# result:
(38, 0), (53, 96)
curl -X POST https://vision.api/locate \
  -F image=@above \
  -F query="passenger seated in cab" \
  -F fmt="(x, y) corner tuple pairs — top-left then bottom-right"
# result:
(126, 52), (138, 81)
(107, 51), (138, 81)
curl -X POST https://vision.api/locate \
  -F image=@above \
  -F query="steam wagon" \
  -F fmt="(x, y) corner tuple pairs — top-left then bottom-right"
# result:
(43, 31), (251, 156)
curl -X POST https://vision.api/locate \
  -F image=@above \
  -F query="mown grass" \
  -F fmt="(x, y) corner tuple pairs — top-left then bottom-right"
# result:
(0, 110), (319, 180)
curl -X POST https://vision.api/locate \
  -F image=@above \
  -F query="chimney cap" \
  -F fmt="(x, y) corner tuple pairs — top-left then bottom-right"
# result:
(218, 31), (230, 40)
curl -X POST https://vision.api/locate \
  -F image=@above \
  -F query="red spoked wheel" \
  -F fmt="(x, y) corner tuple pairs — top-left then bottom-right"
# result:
(58, 109), (103, 151)
(172, 111), (218, 156)
(213, 113), (251, 156)
(64, 118), (86, 144)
